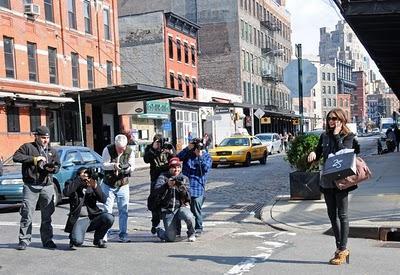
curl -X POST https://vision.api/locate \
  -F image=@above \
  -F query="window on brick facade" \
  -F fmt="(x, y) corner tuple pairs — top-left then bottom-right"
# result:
(30, 107), (41, 132)
(323, 98), (326, 107)
(3, 36), (15, 78)
(333, 86), (336, 94)
(332, 73), (336, 81)
(322, 86), (326, 94)
(191, 46), (196, 66)
(44, 0), (54, 22)
(322, 72), (326, 80)
(103, 8), (111, 40)
(192, 79), (197, 99)
(333, 99), (336, 107)
(27, 42), (38, 81)
(7, 105), (20, 133)
(328, 86), (331, 94)
(185, 77), (190, 98)
(106, 61), (113, 86)
(244, 0), (247, 11)
(240, 20), (244, 39)
(184, 43), (189, 64)
(168, 37), (174, 59)
(177, 40), (182, 62)
(0, 0), (10, 8)
(87, 56), (94, 89)
(48, 47), (58, 84)
(84, 0), (92, 34)
(178, 75), (183, 91)
(169, 73), (175, 89)
(71, 52), (80, 87)
(68, 0), (77, 29)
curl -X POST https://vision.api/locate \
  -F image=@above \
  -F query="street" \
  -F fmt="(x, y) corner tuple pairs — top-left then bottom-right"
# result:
(0, 136), (398, 275)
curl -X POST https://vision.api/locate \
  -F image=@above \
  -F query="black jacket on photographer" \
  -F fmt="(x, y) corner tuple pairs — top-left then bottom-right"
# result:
(154, 172), (191, 212)
(13, 141), (60, 185)
(144, 144), (175, 185)
(63, 177), (106, 233)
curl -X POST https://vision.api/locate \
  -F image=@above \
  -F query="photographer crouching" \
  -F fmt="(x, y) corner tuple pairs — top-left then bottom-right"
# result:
(13, 126), (60, 250)
(177, 138), (212, 237)
(154, 157), (196, 242)
(144, 134), (175, 234)
(63, 167), (114, 249)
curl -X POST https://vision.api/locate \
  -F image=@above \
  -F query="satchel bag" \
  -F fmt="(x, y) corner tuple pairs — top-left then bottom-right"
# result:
(335, 157), (372, 190)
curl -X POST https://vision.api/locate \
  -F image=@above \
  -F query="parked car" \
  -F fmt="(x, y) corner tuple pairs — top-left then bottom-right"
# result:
(209, 135), (268, 168)
(0, 146), (103, 205)
(255, 133), (282, 154)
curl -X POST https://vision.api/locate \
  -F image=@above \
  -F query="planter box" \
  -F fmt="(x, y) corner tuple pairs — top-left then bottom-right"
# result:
(290, 171), (321, 200)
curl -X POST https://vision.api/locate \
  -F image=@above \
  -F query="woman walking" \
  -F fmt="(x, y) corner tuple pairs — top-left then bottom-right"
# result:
(307, 108), (355, 265)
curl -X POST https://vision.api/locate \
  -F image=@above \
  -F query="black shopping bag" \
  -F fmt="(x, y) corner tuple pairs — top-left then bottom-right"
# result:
(322, 152), (356, 182)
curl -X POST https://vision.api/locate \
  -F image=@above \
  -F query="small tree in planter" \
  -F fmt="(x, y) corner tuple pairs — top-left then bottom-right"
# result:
(285, 133), (321, 200)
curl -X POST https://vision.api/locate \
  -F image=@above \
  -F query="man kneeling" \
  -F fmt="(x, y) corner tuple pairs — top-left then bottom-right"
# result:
(154, 157), (196, 242)
(64, 167), (114, 248)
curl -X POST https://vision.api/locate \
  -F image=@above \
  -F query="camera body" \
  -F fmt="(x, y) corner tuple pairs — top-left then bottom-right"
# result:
(158, 138), (173, 150)
(37, 160), (56, 171)
(169, 175), (184, 187)
(118, 163), (131, 176)
(85, 167), (103, 181)
(190, 138), (204, 151)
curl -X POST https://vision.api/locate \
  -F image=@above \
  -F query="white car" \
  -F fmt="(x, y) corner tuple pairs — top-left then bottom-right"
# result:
(255, 133), (282, 155)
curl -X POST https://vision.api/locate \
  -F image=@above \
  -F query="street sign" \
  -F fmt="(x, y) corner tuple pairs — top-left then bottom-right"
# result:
(206, 115), (222, 121)
(260, 117), (271, 124)
(254, 108), (265, 119)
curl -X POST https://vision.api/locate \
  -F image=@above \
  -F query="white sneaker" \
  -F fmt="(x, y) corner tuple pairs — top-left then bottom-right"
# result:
(188, 235), (196, 242)
(118, 236), (131, 243)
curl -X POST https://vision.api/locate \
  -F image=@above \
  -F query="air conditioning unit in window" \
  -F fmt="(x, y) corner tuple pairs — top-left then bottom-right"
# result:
(24, 4), (40, 17)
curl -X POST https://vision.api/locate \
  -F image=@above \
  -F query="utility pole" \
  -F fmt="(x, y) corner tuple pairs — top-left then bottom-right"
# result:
(295, 44), (304, 134)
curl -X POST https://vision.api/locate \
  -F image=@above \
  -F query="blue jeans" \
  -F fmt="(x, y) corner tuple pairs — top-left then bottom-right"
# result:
(190, 195), (205, 231)
(70, 213), (114, 245)
(157, 207), (195, 242)
(102, 183), (129, 238)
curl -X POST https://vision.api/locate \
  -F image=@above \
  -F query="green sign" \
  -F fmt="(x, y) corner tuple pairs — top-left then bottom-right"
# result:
(146, 100), (170, 115)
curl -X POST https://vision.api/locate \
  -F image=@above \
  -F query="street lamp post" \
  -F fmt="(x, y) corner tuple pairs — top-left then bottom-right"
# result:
(295, 44), (304, 134)
(249, 48), (284, 136)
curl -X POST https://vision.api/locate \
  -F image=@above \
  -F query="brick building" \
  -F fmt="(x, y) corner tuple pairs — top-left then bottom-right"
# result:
(0, 0), (121, 158)
(118, 11), (199, 150)
(352, 71), (368, 131)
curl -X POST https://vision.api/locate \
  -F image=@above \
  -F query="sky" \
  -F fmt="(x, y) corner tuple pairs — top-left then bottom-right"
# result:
(285, 0), (382, 78)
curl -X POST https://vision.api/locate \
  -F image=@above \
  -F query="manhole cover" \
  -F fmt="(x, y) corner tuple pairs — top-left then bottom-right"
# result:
(230, 203), (265, 213)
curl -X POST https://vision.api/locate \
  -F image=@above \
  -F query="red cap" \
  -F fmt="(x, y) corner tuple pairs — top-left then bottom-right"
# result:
(168, 157), (182, 167)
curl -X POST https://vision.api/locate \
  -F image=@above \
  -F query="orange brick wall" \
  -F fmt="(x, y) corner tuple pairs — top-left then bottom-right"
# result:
(0, 0), (121, 159)
(165, 25), (198, 100)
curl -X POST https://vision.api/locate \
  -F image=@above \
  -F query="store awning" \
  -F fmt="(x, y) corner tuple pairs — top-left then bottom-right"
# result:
(65, 83), (183, 104)
(0, 91), (75, 103)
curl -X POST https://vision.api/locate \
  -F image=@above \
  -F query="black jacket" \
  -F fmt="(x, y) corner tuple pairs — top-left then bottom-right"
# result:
(13, 141), (60, 185)
(143, 145), (174, 184)
(154, 172), (191, 212)
(63, 177), (106, 233)
(315, 131), (356, 192)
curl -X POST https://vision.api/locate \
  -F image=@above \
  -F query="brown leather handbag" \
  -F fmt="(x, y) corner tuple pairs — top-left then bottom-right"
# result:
(335, 157), (372, 190)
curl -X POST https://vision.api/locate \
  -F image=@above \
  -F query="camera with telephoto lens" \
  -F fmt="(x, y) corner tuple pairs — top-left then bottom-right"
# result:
(85, 167), (103, 181)
(190, 138), (204, 151)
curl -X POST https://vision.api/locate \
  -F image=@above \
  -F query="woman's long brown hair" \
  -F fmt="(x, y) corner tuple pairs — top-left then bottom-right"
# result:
(325, 108), (351, 136)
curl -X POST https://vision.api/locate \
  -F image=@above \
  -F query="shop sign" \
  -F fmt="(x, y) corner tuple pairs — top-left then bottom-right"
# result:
(146, 100), (170, 114)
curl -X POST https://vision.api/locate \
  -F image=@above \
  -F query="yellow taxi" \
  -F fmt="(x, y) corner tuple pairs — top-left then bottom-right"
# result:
(209, 135), (268, 168)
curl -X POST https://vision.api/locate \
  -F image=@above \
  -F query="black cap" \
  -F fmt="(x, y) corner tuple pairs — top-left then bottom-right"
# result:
(35, 126), (50, 136)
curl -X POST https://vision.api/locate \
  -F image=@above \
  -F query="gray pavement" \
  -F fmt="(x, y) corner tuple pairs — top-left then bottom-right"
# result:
(261, 139), (400, 240)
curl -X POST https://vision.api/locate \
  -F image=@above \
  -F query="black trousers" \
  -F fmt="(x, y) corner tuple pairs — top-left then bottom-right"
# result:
(323, 188), (349, 250)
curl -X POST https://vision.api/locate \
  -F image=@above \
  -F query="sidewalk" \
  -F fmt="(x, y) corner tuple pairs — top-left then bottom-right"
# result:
(261, 151), (400, 240)
(135, 156), (150, 171)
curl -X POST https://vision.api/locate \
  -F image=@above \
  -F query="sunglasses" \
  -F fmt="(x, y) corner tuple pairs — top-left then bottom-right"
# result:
(328, 116), (339, 121)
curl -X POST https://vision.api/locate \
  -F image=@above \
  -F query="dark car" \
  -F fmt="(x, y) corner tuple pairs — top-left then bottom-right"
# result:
(0, 146), (103, 205)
